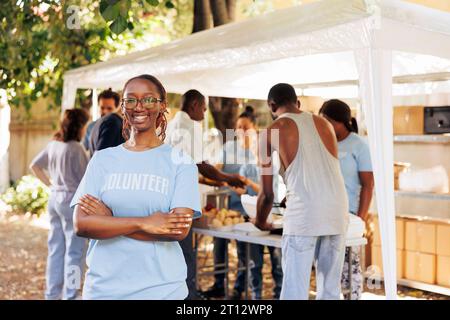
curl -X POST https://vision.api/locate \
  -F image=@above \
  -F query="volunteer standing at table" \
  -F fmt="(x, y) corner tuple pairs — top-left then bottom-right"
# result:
(319, 99), (374, 300)
(71, 74), (201, 299)
(256, 83), (348, 300)
(165, 89), (246, 300)
(203, 106), (283, 300)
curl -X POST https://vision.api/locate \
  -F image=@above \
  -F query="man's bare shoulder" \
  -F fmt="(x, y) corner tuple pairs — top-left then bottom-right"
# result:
(269, 116), (294, 130)
(312, 114), (334, 132)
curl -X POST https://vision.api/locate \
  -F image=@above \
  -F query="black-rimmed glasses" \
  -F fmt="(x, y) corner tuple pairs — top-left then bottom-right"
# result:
(121, 97), (163, 110)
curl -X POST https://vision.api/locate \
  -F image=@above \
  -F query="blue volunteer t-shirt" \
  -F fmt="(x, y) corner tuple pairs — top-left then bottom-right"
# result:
(337, 133), (373, 215)
(221, 140), (256, 213)
(239, 164), (259, 197)
(70, 143), (201, 300)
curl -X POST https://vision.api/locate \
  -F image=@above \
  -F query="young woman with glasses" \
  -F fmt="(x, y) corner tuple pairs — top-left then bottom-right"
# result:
(71, 74), (201, 300)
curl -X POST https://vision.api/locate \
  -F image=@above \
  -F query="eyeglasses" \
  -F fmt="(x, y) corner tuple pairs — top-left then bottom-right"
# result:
(121, 97), (163, 110)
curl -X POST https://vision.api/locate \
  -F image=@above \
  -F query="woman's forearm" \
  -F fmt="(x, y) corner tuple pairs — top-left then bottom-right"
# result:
(247, 179), (260, 194)
(30, 165), (51, 187)
(126, 230), (189, 242)
(357, 185), (374, 220)
(74, 206), (143, 239)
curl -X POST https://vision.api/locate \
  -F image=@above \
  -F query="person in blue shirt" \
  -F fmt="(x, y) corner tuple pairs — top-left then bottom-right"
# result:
(319, 99), (374, 300)
(233, 163), (283, 300)
(201, 106), (258, 299)
(71, 74), (201, 300)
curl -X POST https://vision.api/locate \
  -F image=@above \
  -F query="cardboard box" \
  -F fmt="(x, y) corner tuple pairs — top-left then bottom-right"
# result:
(371, 216), (405, 250)
(371, 245), (404, 279)
(436, 224), (450, 256)
(437, 255), (450, 288)
(405, 220), (437, 254)
(393, 106), (424, 135)
(405, 251), (436, 284)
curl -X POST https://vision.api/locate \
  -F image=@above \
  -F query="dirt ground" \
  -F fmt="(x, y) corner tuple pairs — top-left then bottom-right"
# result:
(0, 213), (47, 299)
(0, 212), (448, 300)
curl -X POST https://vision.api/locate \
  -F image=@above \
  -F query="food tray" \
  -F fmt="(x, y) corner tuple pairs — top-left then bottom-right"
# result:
(207, 224), (234, 232)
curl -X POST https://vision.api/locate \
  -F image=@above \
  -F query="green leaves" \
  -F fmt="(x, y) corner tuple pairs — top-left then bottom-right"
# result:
(0, 175), (50, 216)
(109, 15), (128, 34)
(1, 0), (189, 112)
(100, 0), (131, 34)
(99, 0), (176, 34)
(165, 1), (175, 9)
(100, 2), (120, 21)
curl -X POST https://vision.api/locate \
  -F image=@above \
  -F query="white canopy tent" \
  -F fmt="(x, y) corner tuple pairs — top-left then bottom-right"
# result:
(62, 0), (450, 299)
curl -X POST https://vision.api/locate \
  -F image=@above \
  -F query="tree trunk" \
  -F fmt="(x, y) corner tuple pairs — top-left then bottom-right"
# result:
(192, 0), (238, 142)
(209, 0), (229, 26)
(192, 0), (212, 33)
(226, 0), (236, 22)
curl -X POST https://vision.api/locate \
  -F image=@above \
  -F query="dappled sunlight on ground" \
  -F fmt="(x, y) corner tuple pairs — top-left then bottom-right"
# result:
(0, 212), (447, 300)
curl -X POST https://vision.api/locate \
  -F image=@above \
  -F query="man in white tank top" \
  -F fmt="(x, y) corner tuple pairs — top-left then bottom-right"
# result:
(255, 83), (349, 300)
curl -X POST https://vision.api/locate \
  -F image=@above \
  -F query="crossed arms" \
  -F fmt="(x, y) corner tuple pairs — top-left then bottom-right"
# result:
(74, 195), (193, 242)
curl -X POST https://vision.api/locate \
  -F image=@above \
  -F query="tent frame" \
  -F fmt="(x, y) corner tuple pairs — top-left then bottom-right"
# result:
(62, 0), (450, 299)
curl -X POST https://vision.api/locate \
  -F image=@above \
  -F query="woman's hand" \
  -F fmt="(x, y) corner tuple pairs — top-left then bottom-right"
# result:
(138, 210), (193, 236)
(225, 174), (247, 189)
(224, 181), (247, 195)
(79, 194), (113, 217)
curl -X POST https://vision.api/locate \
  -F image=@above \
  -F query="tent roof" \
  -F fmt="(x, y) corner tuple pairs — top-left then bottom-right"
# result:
(63, 0), (450, 104)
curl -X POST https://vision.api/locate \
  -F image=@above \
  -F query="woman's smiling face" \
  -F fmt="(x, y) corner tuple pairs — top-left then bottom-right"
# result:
(122, 78), (165, 133)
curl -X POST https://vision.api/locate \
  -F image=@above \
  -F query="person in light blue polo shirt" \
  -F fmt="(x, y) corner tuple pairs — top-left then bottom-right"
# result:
(320, 99), (374, 300)
(71, 74), (201, 300)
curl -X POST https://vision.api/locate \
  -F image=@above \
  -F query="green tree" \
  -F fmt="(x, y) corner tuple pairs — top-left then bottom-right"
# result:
(0, 0), (192, 112)
(192, 0), (239, 140)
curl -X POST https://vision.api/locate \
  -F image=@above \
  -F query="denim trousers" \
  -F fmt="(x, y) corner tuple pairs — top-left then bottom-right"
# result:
(45, 193), (86, 300)
(213, 238), (283, 299)
(280, 234), (345, 300)
(179, 228), (197, 299)
(248, 244), (283, 299)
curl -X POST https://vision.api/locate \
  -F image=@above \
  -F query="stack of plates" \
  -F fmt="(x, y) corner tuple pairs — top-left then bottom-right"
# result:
(241, 194), (283, 230)
(241, 195), (365, 238)
(346, 214), (365, 239)
(241, 195), (273, 222)
(233, 222), (270, 236)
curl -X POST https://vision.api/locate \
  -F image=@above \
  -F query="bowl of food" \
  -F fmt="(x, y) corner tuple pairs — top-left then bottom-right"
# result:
(208, 208), (245, 231)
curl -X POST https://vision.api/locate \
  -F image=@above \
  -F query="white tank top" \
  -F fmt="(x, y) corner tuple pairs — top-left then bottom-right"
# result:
(278, 112), (349, 236)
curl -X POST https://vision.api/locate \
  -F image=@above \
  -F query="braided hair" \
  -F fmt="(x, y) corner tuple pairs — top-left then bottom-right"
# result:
(121, 74), (168, 141)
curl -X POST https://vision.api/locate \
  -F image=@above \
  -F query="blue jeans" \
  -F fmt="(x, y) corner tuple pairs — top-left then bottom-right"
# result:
(249, 245), (283, 299)
(213, 238), (247, 291)
(45, 193), (86, 300)
(280, 234), (345, 300)
(213, 239), (283, 299)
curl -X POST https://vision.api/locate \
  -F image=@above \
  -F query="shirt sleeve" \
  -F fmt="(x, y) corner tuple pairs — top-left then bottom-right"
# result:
(170, 162), (202, 219)
(166, 120), (202, 164)
(70, 152), (104, 208)
(97, 116), (124, 151)
(71, 144), (90, 183)
(30, 144), (49, 170)
(356, 139), (373, 172)
(82, 121), (94, 151)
